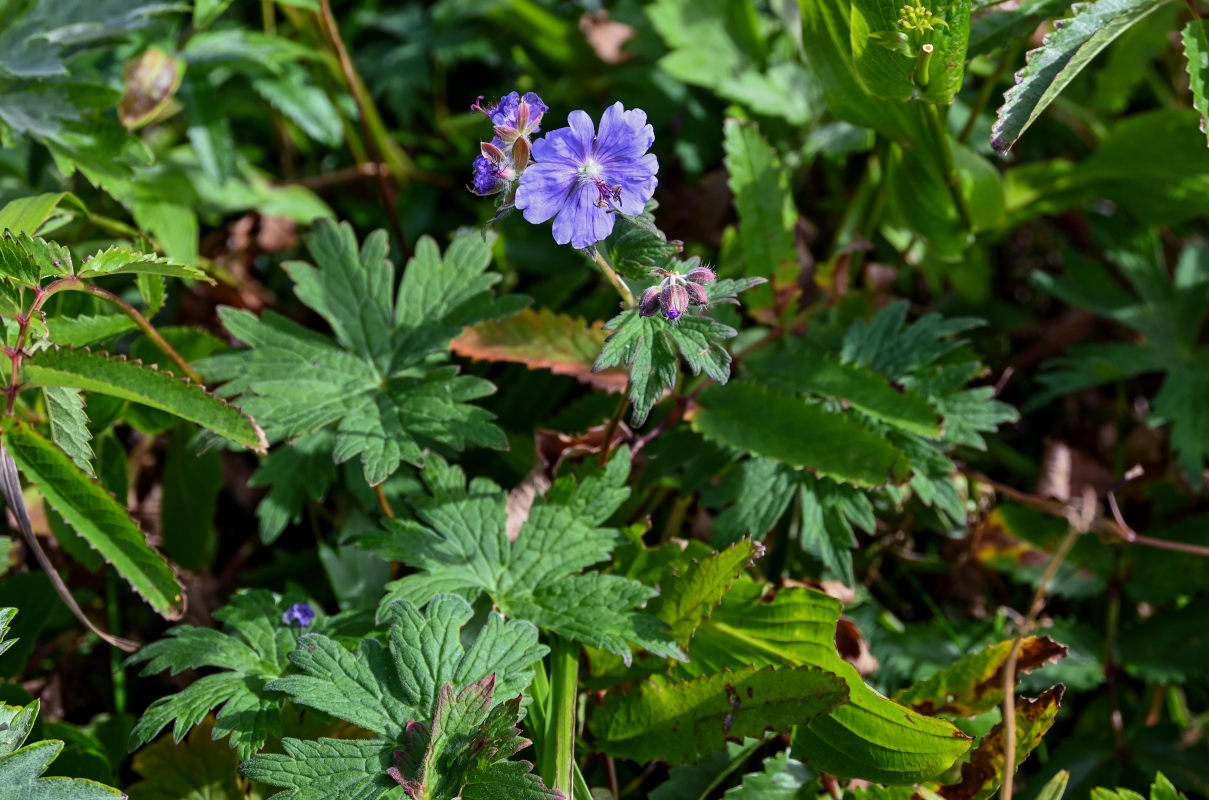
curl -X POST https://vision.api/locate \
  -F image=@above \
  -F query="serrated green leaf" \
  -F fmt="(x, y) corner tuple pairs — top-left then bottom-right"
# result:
(991, 0), (1173, 153)
(391, 678), (559, 800)
(894, 637), (1067, 717)
(239, 737), (395, 800)
(653, 539), (762, 649)
(723, 119), (797, 292)
(42, 386), (94, 477)
(693, 381), (911, 488)
(21, 347), (265, 451)
(592, 664), (848, 765)
(244, 595), (548, 800)
(127, 589), (309, 757)
(749, 343), (942, 437)
(370, 447), (680, 664)
(46, 314), (138, 347)
(270, 595), (544, 735)
(201, 220), (518, 484)
(1186, 21), (1209, 146)
(684, 580), (970, 783)
(724, 750), (813, 799)
(594, 311), (676, 426)
(76, 245), (208, 281)
(0, 192), (86, 235)
(0, 739), (124, 800)
(603, 207), (682, 279)
(1, 416), (183, 619)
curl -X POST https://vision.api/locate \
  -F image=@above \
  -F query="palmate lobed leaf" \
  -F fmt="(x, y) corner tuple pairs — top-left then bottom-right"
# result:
(365, 447), (680, 664)
(242, 594), (549, 800)
(200, 218), (526, 485)
(127, 589), (314, 758)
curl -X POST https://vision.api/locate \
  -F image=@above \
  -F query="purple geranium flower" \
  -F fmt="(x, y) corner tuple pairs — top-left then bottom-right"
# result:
(282, 602), (315, 627)
(489, 91), (547, 137)
(514, 102), (658, 249)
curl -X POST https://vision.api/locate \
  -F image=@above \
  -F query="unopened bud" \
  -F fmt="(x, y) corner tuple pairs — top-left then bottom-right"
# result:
(638, 286), (660, 317)
(517, 100), (530, 133)
(684, 266), (716, 285)
(494, 125), (519, 144)
(685, 282), (708, 305)
(480, 141), (505, 163)
(512, 136), (531, 168)
(660, 284), (689, 321)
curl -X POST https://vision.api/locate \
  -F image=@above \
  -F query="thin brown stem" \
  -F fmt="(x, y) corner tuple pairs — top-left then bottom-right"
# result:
(374, 484), (396, 519)
(598, 392), (629, 466)
(999, 488), (1092, 800)
(316, 0), (409, 255)
(0, 447), (138, 652)
(77, 283), (201, 382)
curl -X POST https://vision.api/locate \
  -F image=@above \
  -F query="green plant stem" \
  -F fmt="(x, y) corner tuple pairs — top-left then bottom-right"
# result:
(598, 392), (629, 465)
(922, 103), (974, 231)
(107, 572), (127, 712)
(315, 0), (410, 255)
(547, 636), (579, 798)
(694, 736), (765, 800)
(591, 249), (635, 308)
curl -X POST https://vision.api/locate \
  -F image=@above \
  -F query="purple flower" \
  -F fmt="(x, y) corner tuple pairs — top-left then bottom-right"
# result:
(282, 602), (315, 627)
(490, 91), (547, 137)
(514, 102), (658, 250)
(472, 155), (501, 195)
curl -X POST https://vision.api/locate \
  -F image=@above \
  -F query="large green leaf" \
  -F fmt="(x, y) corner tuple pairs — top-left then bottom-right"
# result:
(1183, 20), (1209, 147)
(591, 664), (848, 765)
(850, 0), (971, 103)
(692, 380), (911, 488)
(685, 579), (971, 783)
(21, 347), (265, 451)
(748, 344), (941, 437)
(1, 417), (183, 619)
(991, 0), (1174, 153)
(723, 119), (797, 295)
(366, 447), (680, 664)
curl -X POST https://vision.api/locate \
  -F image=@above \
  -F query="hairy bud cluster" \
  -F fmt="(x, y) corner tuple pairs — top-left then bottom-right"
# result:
(639, 264), (716, 322)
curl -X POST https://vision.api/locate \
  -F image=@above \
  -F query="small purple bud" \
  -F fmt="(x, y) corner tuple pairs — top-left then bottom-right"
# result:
(494, 124), (519, 145)
(471, 155), (502, 195)
(638, 286), (660, 317)
(685, 282), (708, 305)
(660, 284), (689, 320)
(282, 602), (315, 627)
(684, 266), (716, 285)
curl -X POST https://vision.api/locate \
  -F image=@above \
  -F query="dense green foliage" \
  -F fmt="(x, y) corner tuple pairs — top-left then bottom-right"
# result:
(0, 1), (1206, 799)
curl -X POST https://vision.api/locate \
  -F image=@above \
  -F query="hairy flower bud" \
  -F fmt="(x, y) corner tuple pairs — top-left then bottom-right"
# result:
(638, 286), (661, 317)
(480, 141), (505, 162)
(660, 283), (689, 320)
(684, 266), (716, 285)
(511, 135), (531, 169)
(685, 282), (708, 306)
